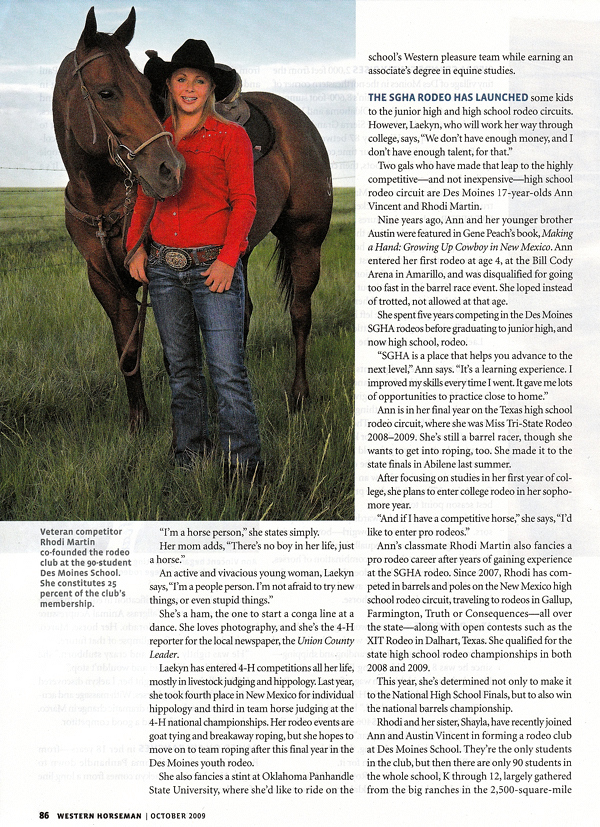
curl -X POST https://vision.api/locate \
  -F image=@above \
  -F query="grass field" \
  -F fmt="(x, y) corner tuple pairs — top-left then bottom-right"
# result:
(0, 188), (354, 521)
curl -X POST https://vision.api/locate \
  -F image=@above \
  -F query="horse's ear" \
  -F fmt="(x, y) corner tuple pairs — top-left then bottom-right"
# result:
(113, 7), (136, 46)
(81, 7), (98, 49)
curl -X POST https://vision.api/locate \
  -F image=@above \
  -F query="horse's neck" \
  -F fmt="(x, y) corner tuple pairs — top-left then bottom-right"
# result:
(64, 137), (125, 212)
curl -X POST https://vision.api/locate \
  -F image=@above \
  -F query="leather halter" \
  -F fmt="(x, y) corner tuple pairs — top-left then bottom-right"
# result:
(72, 49), (172, 180)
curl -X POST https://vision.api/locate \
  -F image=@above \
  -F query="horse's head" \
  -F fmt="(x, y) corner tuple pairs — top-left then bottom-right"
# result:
(68, 7), (184, 199)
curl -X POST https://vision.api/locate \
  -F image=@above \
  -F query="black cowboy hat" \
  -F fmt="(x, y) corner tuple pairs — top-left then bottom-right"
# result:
(144, 39), (237, 102)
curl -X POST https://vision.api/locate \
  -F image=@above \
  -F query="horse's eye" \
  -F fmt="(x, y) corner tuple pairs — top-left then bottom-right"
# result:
(97, 90), (115, 100)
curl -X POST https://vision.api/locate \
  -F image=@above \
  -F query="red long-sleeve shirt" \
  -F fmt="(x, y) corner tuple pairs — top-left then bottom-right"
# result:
(127, 115), (256, 268)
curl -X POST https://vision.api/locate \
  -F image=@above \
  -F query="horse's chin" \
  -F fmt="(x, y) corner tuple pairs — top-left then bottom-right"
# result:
(137, 177), (166, 201)
(137, 175), (183, 202)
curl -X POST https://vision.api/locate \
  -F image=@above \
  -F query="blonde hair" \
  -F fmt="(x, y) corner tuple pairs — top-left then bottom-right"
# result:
(165, 76), (228, 131)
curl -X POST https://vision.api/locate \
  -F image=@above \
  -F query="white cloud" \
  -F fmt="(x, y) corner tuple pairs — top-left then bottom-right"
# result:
(0, 84), (47, 93)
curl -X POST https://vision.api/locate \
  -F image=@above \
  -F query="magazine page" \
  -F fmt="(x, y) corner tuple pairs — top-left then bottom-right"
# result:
(0, 1), (597, 825)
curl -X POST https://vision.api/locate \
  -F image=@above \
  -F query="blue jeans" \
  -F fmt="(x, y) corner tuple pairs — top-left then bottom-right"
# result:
(147, 254), (261, 470)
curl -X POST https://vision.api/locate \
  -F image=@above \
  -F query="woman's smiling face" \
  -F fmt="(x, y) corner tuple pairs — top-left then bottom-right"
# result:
(168, 68), (214, 117)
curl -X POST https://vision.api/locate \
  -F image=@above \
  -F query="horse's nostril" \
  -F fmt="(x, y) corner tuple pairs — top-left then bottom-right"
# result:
(159, 162), (173, 179)
(159, 160), (185, 187)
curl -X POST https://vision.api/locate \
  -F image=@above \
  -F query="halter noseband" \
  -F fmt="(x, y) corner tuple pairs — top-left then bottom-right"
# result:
(72, 49), (172, 180)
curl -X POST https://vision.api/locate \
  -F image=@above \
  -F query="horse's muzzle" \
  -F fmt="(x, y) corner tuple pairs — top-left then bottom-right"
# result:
(138, 153), (185, 200)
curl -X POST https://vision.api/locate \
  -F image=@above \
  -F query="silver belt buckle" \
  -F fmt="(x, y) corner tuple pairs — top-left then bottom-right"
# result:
(164, 248), (192, 270)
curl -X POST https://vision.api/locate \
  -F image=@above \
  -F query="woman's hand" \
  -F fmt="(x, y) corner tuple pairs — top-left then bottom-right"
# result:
(128, 247), (149, 284)
(204, 259), (234, 292)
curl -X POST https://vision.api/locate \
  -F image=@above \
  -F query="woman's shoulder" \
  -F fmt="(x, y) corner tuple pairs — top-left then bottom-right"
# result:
(206, 116), (253, 151)
(206, 115), (247, 136)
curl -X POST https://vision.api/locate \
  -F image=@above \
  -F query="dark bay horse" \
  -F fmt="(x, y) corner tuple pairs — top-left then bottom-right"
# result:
(54, 7), (332, 429)
(53, 7), (184, 430)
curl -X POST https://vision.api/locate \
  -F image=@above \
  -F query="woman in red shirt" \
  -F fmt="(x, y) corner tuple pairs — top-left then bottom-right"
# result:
(127, 40), (262, 479)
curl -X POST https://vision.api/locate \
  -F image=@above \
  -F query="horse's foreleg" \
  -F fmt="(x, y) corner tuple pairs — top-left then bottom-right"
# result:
(113, 295), (150, 432)
(89, 266), (149, 431)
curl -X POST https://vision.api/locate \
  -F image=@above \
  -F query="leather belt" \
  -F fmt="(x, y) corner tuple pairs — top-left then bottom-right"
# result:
(151, 242), (223, 270)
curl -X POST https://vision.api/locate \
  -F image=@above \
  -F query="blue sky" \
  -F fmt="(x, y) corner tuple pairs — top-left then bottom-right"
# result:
(0, 0), (355, 186)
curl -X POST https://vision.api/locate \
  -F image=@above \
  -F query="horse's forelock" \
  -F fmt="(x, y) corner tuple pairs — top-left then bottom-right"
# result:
(97, 34), (149, 93)
(79, 30), (137, 77)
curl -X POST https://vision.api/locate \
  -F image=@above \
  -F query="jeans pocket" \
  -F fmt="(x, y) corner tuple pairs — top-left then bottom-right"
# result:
(227, 262), (243, 295)
(146, 260), (166, 283)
